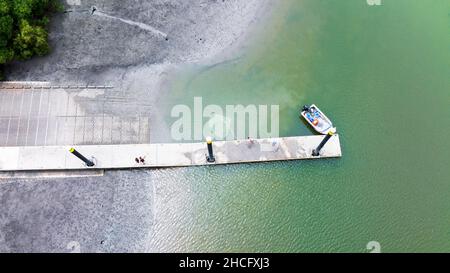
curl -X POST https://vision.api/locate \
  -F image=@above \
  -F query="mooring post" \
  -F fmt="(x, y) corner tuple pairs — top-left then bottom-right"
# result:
(69, 148), (95, 167)
(312, 132), (334, 156)
(206, 136), (215, 163)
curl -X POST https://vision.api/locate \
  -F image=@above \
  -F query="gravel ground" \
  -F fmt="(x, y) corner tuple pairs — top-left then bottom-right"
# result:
(0, 170), (154, 252)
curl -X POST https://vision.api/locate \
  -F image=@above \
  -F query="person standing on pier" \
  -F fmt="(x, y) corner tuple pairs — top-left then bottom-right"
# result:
(247, 137), (255, 148)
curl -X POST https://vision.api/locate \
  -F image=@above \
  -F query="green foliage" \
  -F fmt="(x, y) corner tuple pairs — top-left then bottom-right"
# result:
(0, 0), (59, 78)
(13, 19), (49, 59)
(13, 0), (32, 20)
(0, 47), (13, 63)
(0, 15), (13, 44)
(0, 0), (10, 14)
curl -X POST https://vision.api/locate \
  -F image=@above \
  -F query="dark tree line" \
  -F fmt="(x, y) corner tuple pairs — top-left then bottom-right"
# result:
(0, 0), (61, 79)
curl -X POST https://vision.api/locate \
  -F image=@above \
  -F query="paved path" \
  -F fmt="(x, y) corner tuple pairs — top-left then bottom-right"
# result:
(0, 135), (341, 171)
(0, 83), (150, 146)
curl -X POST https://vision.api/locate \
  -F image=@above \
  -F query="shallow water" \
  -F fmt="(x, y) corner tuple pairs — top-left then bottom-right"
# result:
(151, 0), (450, 252)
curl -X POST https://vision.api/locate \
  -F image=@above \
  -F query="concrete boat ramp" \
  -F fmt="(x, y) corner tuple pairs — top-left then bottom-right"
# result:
(0, 135), (341, 172)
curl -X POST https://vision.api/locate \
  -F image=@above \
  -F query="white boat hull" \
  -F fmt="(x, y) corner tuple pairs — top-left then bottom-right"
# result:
(300, 104), (336, 135)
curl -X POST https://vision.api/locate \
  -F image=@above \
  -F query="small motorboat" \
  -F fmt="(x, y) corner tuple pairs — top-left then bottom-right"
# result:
(300, 104), (336, 135)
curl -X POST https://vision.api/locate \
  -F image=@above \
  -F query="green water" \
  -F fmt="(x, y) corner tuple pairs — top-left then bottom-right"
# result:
(155, 0), (450, 252)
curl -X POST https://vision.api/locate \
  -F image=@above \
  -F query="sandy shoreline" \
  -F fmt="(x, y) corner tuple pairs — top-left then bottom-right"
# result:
(5, 0), (274, 82)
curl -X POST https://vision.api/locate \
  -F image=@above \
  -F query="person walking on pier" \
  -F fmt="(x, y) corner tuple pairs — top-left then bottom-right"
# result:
(139, 156), (146, 164)
(247, 137), (255, 148)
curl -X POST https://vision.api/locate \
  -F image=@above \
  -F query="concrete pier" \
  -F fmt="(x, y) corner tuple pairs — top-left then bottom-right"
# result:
(0, 135), (341, 172)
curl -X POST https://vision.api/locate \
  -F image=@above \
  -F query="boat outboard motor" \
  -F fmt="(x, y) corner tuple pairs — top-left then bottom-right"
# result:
(302, 105), (310, 112)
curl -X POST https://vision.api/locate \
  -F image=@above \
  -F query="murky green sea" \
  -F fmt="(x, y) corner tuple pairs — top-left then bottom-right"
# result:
(153, 0), (450, 252)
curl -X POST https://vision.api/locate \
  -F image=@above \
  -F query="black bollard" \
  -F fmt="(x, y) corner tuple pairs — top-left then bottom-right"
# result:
(206, 137), (215, 163)
(312, 132), (334, 156)
(69, 148), (95, 167)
